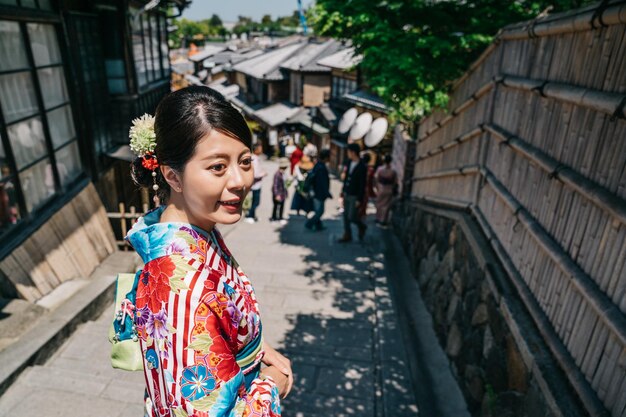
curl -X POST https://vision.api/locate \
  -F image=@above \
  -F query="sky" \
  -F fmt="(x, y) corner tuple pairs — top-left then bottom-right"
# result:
(181, 0), (313, 23)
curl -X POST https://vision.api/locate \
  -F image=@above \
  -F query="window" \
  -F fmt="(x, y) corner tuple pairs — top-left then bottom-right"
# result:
(332, 76), (357, 99)
(100, 10), (128, 95)
(0, 20), (82, 235)
(0, 0), (53, 10)
(130, 8), (170, 90)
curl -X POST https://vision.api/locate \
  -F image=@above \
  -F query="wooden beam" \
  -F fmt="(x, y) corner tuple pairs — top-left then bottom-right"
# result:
(484, 123), (626, 225)
(471, 204), (611, 417)
(500, 2), (626, 40)
(480, 168), (626, 348)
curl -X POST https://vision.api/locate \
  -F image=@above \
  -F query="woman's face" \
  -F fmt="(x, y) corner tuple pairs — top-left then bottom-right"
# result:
(177, 130), (253, 229)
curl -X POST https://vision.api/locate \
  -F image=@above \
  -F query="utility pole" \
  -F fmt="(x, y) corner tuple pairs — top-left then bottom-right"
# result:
(297, 0), (308, 35)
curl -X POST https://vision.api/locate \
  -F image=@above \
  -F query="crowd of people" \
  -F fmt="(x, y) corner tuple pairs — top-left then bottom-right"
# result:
(243, 135), (399, 243)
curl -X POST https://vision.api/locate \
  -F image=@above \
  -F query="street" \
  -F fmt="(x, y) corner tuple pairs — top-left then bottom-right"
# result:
(0, 158), (419, 417)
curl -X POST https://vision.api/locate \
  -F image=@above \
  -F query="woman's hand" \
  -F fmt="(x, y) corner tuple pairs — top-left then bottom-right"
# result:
(260, 365), (290, 398)
(262, 342), (293, 398)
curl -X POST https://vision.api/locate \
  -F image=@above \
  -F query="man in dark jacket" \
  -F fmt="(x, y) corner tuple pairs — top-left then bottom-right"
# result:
(339, 143), (367, 242)
(305, 149), (332, 231)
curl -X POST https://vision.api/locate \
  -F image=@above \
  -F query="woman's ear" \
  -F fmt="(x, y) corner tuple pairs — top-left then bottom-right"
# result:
(161, 165), (183, 193)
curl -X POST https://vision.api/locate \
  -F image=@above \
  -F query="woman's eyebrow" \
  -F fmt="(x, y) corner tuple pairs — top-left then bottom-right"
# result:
(201, 150), (251, 161)
(201, 153), (231, 161)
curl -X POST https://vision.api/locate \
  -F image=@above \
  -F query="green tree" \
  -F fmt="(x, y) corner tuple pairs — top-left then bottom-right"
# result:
(169, 14), (229, 48)
(261, 14), (273, 25)
(311, 0), (595, 121)
(276, 10), (301, 28)
(170, 18), (210, 48)
(233, 15), (255, 35)
(209, 13), (222, 28)
(276, 10), (300, 28)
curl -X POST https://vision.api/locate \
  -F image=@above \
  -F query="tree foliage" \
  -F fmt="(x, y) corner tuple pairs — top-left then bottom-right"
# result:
(233, 11), (302, 35)
(171, 11), (304, 44)
(311, 0), (595, 121)
(169, 17), (226, 48)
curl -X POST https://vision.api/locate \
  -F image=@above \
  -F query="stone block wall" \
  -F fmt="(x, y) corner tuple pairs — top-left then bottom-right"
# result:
(392, 201), (570, 417)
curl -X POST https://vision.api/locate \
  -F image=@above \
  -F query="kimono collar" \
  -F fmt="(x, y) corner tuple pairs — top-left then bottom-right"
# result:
(125, 205), (215, 265)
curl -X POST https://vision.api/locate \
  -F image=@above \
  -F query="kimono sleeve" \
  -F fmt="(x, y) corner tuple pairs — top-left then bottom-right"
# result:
(180, 290), (282, 416)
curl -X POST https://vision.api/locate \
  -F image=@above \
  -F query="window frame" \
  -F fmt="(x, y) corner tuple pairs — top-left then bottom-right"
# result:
(129, 6), (170, 93)
(0, 14), (85, 242)
(0, 0), (54, 11)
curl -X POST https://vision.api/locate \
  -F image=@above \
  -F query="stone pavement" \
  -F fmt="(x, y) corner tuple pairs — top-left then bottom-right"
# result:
(0, 158), (421, 417)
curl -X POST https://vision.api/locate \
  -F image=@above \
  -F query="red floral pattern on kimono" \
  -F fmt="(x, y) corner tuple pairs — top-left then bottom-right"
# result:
(126, 207), (281, 417)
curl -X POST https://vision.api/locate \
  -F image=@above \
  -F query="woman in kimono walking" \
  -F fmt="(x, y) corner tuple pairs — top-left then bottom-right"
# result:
(374, 154), (398, 226)
(126, 86), (291, 417)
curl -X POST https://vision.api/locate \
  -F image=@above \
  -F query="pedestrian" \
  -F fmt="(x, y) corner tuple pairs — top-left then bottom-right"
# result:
(357, 151), (375, 220)
(374, 154), (398, 226)
(289, 143), (303, 175)
(284, 137), (296, 158)
(303, 137), (317, 159)
(290, 155), (314, 215)
(125, 86), (291, 417)
(245, 142), (267, 223)
(271, 157), (290, 224)
(305, 148), (332, 231)
(338, 143), (368, 242)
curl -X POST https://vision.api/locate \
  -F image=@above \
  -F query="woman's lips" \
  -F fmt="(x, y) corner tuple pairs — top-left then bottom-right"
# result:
(218, 199), (241, 212)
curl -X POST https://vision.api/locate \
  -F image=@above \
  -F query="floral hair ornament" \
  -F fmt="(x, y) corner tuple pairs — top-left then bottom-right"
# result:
(129, 113), (161, 205)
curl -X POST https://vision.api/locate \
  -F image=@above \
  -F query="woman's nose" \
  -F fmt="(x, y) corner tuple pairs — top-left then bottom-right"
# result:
(228, 165), (246, 190)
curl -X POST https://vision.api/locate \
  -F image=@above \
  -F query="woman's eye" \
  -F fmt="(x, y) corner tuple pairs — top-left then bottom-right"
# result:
(240, 158), (252, 166)
(209, 164), (226, 172)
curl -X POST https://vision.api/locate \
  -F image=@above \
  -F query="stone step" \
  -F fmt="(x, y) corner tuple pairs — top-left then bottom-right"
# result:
(0, 251), (141, 396)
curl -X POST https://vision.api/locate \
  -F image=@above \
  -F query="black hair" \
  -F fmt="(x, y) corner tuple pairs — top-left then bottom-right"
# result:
(131, 86), (251, 202)
(361, 152), (371, 163)
(384, 154), (392, 164)
(319, 148), (331, 161)
(347, 143), (361, 155)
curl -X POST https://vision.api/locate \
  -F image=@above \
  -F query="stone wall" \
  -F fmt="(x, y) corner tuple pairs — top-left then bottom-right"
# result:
(392, 200), (574, 417)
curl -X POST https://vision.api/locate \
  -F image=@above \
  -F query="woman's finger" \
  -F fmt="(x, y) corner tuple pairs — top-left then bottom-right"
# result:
(285, 370), (294, 398)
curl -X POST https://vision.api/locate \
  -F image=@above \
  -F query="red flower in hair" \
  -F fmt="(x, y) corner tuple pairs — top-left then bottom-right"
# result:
(142, 153), (159, 171)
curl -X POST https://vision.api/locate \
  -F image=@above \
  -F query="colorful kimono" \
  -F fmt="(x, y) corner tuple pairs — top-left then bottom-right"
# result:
(126, 206), (281, 417)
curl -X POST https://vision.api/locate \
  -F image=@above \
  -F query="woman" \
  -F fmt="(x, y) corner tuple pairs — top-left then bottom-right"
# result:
(374, 154), (398, 226)
(126, 86), (292, 417)
(290, 154), (314, 215)
(289, 143), (303, 176)
(271, 158), (290, 223)
(357, 152), (376, 221)
(284, 138), (296, 159)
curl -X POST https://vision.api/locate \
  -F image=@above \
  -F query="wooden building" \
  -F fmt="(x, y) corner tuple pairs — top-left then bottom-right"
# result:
(0, 0), (191, 300)
(231, 40), (304, 106)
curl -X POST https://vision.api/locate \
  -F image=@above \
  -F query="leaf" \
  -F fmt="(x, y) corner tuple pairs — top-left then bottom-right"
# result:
(174, 231), (196, 246)
(234, 400), (246, 417)
(168, 255), (194, 293)
(167, 323), (177, 335)
(190, 390), (220, 412)
(171, 255), (196, 277)
(310, 0), (592, 122)
(173, 407), (189, 417)
(169, 276), (190, 294)
(186, 333), (214, 354)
